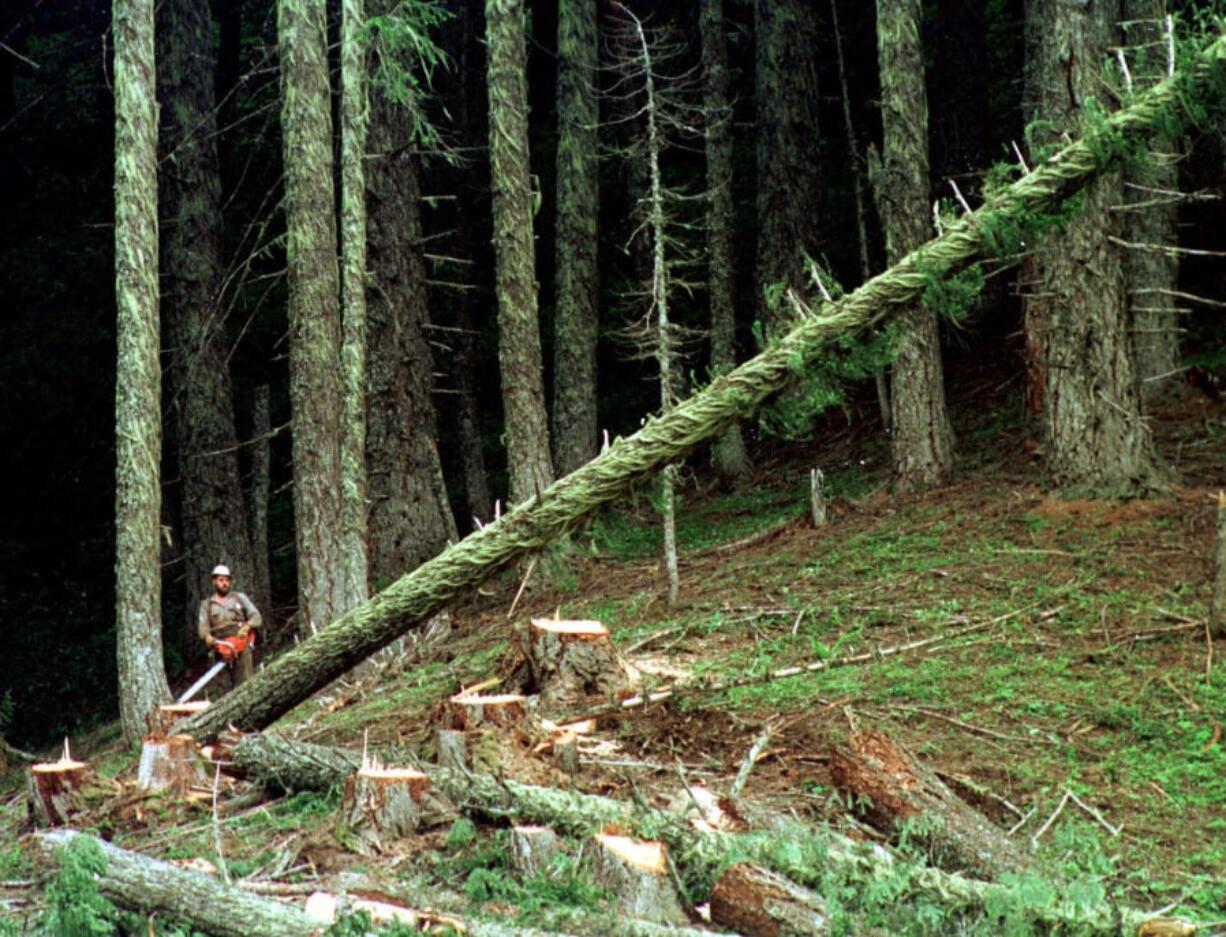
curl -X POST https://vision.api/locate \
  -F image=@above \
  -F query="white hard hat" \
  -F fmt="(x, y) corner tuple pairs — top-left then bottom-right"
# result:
(211, 564), (232, 578)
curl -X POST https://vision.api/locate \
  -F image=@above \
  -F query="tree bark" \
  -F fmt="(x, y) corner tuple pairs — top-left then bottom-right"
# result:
(157, 0), (256, 653)
(339, 0), (371, 610)
(277, 0), (347, 634)
(1033, 0), (1168, 497)
(486, 0), (554, 505)
(701, 0), (751, 480)
(585, 834), (686, 925)
(248, 384), (273, 613)
(876, 0), (955, 492)
(753, 0), (820, 334)
(709, 863), (829, 937)
(365, 49), (457, 582)
(552, 0), (600, 478)
(177, 44), (1226, 743)
(114, 0), (172, 742)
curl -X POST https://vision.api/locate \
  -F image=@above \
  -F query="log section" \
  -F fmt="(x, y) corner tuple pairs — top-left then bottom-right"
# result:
(524, 618), (638, 707)
(28, 758), (90, 827)
(337, 766), (453, 854)
(709, 863), (829, 936)
(151, 702), (210, 737)
(585, 833), (686, 925)
(137, 734), (207, 792)
(442, 693), (528, 730)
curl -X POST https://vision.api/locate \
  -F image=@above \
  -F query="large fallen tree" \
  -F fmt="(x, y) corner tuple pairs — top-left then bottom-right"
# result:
(180, 34), (1226, 744)
(228, 733), (1196, 935)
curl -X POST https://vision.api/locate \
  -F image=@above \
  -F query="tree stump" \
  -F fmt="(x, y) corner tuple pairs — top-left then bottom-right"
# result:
(509, 825), (563, 879)
(336, 767), (453, 854)
(441, 693), (528, 731)
(709, 863), (829, 937)
(137, 734), (208, 792)
(523, 618), (639, 708)
(585, 832), (686, 924)
(28, 757), (91, 827)
(435, 729), (468, 771)
(552, 730), (579, 776)
(149, 702), (210, 737)
(829, 729), (1030, 880)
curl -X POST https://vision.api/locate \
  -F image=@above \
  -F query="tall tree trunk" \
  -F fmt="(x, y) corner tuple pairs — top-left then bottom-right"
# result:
(366, 56), (457, 583)
(339, 0), (370, 607)
(1021, 0), (1048, 429)
(876, 0), (955, 492)
(552, 0), (600, 478)
(753, 0), (820, 334)
(1034, 0), (1167, 496)
(277, 0), (347, 633)
(249, 384), (273, 614)
(486, 0), (554, 505)
(701, 0), (751, 480)
(1123, 0), (1183, 403)
(157, 0), (256, 650)
(114, 0), (172, 742)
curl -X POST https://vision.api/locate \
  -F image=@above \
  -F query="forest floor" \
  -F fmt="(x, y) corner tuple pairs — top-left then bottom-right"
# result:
(3, 374), (1226, 934)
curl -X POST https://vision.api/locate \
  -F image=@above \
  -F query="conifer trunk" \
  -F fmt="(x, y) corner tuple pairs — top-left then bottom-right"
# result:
(701, 0), (751, 480)
(277, 0), (347, 632)
(157, 0), (256, 644)
(486, 0), (554, 505)
(876, 0), (955, 492)
(114, 0), (172, 742)
(753, 0), (820, 334)
(366, 48), (457, 580)
(1033, 0), (1167, 496)
(552, 0), (600, 478)
(339, 0), (370, 608)
(249, 384), (273, 613)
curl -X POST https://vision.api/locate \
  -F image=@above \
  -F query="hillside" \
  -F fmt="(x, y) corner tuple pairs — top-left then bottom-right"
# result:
(3, 387), (1226, 935)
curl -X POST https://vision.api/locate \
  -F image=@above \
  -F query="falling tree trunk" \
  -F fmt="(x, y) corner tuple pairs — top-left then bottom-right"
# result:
(829, 729), (1031, 881)
(701, 0), (751, 480)
(486, 0), (554, 505)
(552, 0), (600, 478)
(1033, 0), (1167, 497)
(753, 0), (820, 334)
(876, 0), (955, 492)
(366, 45), (457, 581)
(114, 0), (172, 743)
(177, 41), (1226, 742)
(338, 0), (370, 610)
(157, 0), (256, 653)
(1123, 0), (1183, 403)
(277, 0), (347, 635)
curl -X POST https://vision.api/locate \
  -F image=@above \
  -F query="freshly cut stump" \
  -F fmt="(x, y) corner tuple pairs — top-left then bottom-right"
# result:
(524, 618), (639, 708)
(509, 825), (563, 879)
(709, 863), (829, 937)
(28, 758), (91, 827)
(137, 734), (207, 792)
(585, 833), (686, 924)
(336, 767), (453, 854)
(829, 729), (1030, 880)
(442, 693), (528, 731)
(435, 729), (468, 771)
(150, 702), (210, 737)
(552, 730), (579, 775)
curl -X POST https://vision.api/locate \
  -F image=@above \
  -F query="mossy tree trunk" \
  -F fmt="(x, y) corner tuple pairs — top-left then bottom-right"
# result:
(339, 0), (370, 609)
(876, 0), (955, 492)
(1123, 0), (1183, 403)
(157, 0), (257, 643)
(701, 0), (751, 481)
(1033, 0), (1167, 496)
(277, 0), (347, 632)
(486, 0), (554, 505)
(552, 0), (600, 479)
(366, 14), (457, 580)
(114, 0), (172, 742)
(753, 0), (820, 334)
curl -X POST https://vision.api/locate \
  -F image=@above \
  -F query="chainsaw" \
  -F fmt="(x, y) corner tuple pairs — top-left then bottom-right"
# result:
(176, 631), (255, 703)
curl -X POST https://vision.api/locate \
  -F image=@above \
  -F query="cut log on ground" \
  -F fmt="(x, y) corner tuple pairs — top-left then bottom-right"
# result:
(442, 692), (529, 730)
(151, 701), (210, 737)
(228, 732), (1194, 936)
(585, 833), (686, 925)
(510, 825), (564, 879)
(709, 863), (829, 937)
(137, 734), (208, 792)
(173, 39), (1226, 745)
(337, 766), (453, 854)
(27, 757), (91, 827)
(829, 729), (1030, 880)
(521, 618), (639, 708)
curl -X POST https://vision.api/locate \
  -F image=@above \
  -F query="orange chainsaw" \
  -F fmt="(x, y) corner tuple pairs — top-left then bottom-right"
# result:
(176, 632), (255, 703)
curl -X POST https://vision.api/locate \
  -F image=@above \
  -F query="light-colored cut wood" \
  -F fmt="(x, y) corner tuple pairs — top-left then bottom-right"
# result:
(509, 825), (563, 879)
(137, 735), (207, 792)
(585, 832), (685, 924)
(28, 759), (90, 827)
(443, 693), (528, 730)
(150, 702), (211, 737)
(336, 767), (452, 854)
